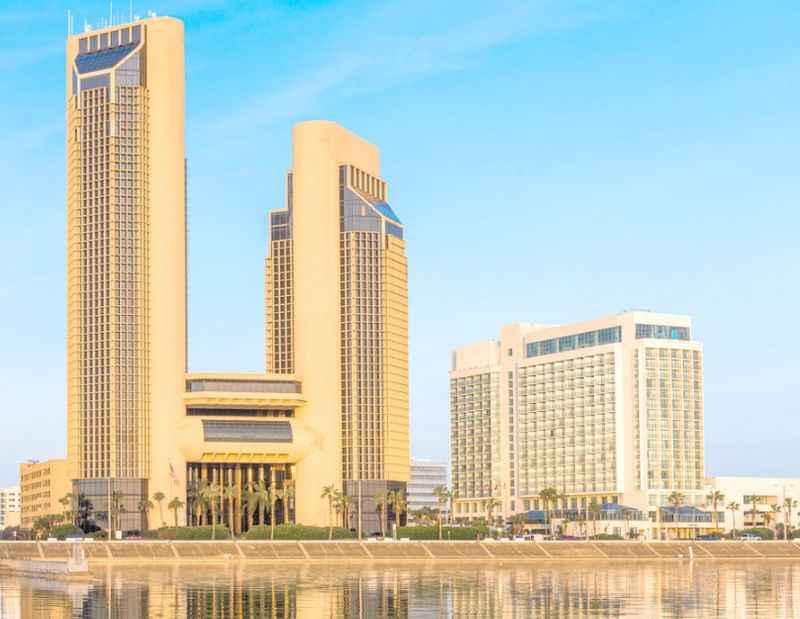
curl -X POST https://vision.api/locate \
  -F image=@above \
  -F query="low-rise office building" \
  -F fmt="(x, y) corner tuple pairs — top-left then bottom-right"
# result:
(705, 476), (800, 535)
(0, 486), (20, 529)
(19, 459), (70, 529)
(450, 311), (707, 538)
(408, 459), (448, 513)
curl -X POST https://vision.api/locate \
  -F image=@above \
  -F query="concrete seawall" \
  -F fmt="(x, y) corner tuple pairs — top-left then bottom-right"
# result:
(2, 540), (800, 564)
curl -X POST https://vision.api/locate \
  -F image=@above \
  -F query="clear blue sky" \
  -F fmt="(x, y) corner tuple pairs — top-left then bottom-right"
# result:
(1, 0), (798, 488)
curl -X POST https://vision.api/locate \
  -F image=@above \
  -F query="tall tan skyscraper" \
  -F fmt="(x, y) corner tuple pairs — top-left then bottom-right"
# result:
(64, 19), (407, 533)
(266, 121), (410, 529)
(65, 17), (186, 530)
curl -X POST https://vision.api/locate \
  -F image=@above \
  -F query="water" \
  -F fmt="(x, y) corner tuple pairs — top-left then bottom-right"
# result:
(2, 561), (800, 617)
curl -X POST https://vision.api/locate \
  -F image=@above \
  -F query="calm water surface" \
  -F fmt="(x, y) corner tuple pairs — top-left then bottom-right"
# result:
(2, 561), (800, 618)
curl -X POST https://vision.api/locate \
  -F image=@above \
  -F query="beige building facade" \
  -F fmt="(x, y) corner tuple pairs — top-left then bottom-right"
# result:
(19, 460), (71, 529)
(66, 16), (186, 530)
(450, 311), (705, 534)
(265, 121), (410, 531)
(705, 476), (800, 535)
(65, 16), (408, 533)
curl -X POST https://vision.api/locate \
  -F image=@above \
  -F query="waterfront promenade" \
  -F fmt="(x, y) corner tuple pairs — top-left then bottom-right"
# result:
(2, 540), (800, 565)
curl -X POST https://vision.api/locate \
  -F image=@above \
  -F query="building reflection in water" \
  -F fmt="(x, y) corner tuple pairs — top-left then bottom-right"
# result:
(2, 561), (800, 617)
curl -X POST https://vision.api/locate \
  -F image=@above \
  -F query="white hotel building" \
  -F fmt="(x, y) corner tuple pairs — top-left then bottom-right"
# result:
(450, 311), (705, 522)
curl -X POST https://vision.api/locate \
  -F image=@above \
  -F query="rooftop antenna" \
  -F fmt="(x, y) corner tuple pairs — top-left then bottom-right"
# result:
(110, 1), (113, 27)
(130, 0), (133, 22)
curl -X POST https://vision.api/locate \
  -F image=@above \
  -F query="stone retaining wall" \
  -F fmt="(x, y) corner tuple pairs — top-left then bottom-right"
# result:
(1, 540), (798, 563)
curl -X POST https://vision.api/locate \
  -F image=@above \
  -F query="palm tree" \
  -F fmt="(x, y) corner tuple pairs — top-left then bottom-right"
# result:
(267, 484), (280, 540)
(109, 490), (124, 534)
(727, 501), (740, 538)
(321, 485), (337, 540)
(770, 504), (782, 539)
(433, 486), (448, 539)
(338, 492), (354, 529)
(281, 482), (295, 525)
(706, 490), (725, 533)
(538, 487), (559, 536)
(373, 491), (387, 537)
(667, 491), (685, 508)
(137, 498), (154, 531)
(245, 483), (261, 532)
(749, 495), (764, 529)
(168, 497), (184, 528)
(588, 498), (601, 538)
(332, 490), (345, 530)
(253, 481), (270, 530)
(485, 497), (501, 529)
(386, 490), (406, 533)
(191, 480), (208, 526)
(764, 510), (775, 536)
(152, 492), (166, 527)
(58, 493), (73, 525)
(511, 514), (526, 536)
(222, 484), (237, 535)
(783, 497), (797, 540)
(199, 482), (222, 539)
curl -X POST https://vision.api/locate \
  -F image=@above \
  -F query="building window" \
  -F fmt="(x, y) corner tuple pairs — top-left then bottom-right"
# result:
(636, 324), (690, 340)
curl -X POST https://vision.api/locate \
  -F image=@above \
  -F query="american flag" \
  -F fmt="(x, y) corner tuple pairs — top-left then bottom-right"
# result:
(168, 461), (179, 486)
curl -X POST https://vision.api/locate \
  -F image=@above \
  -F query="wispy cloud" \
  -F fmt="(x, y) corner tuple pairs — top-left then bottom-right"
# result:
(214, 0), (613, 132)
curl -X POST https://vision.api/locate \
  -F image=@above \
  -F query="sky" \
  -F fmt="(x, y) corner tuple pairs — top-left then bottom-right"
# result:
(1, 0), (799, 488)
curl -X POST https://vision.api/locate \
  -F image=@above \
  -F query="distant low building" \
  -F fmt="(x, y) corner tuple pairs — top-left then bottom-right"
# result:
(408, 459), (448, 513)
(0, 486), (20, 529)
(19, 459), (70, 529)
(705, 476), (800, 535)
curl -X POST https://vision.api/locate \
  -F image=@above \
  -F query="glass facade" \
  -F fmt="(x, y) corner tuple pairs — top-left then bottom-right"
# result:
(636, 324), (690, 340)
(526, 326), (621, 358)
(186, 379), (300, 394)
(202, 420), (293, 443)
(75, 42), (138, 74)
(72, 478), (148, 532)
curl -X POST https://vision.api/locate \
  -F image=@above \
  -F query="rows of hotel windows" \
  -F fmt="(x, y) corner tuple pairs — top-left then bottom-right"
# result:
(642, 348), (704, 491)
(450, 373), (498, 498)
(525, 327), (621, 358)
(517, 353), (618, 495)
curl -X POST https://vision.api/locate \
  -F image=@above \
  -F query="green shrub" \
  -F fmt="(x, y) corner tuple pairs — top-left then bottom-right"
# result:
(87, 531), (108, 540)
(244, 524), (356, 540)
(141, 530), (161, 540)
(50, 524), (84, 540)
(591, 533), (623, 540)
(155, 526), (231, 540)
(396, 526), (487, 540)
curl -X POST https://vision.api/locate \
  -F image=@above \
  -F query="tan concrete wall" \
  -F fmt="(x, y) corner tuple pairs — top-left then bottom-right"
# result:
(142, 17), (187, 523)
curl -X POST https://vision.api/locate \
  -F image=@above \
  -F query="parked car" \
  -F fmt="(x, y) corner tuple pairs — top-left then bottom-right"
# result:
(740, 533), (761, 541)
(695, 534), (721, 541)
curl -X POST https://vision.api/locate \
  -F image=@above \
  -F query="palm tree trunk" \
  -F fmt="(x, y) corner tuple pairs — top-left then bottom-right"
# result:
(271, 497), (276, 540)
